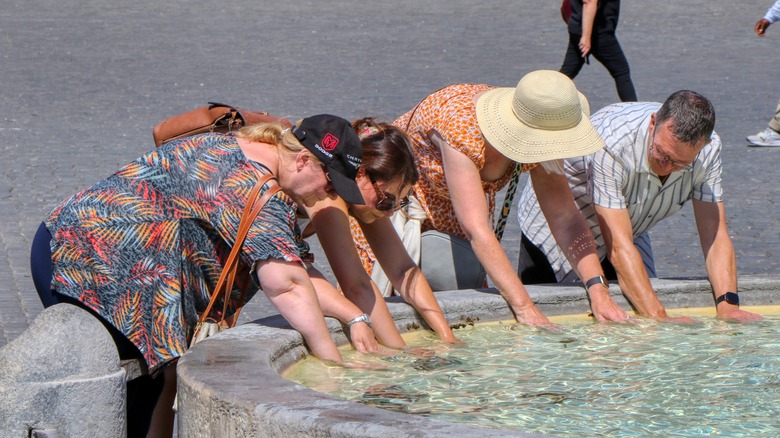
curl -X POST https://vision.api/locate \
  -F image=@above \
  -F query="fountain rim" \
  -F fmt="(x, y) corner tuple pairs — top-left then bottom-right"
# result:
(176, 275), (779, 438)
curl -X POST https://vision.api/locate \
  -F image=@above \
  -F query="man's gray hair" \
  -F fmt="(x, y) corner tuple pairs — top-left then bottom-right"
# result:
(655, 90), (716, 144)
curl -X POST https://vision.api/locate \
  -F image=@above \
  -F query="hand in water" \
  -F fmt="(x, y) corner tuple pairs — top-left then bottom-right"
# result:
(654, 315), (699, 324)
(340, 360), (390, 371)
(402, 346), (437, 357)
(717, 307), (763, 322)
(588, 290), (632, 323)
(514, 305), (556, 329)
(348, 322), (379, 353)
(443, 337), (467, 348)
(354, 344), (437, 359)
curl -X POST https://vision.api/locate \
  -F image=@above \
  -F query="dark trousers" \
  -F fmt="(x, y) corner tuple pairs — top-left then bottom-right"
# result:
(30, 222), (164, 437)
(560, 31), (637, 102)
(518, 233), (617, 284)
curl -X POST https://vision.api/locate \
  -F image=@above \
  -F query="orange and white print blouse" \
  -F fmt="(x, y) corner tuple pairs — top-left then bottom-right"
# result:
(350, 84), (538, 279)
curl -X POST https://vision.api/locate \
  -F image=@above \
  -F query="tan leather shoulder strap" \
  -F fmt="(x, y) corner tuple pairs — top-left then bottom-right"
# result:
(200, 173), (279, 324)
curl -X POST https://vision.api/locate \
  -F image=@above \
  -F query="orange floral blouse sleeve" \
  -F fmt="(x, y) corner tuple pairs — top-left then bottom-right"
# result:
(394, 84), (539, 238)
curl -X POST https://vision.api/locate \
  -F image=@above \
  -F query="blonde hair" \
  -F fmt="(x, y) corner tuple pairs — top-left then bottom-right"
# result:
(236, 122), (317, 160)
(539, 159), (564, 175)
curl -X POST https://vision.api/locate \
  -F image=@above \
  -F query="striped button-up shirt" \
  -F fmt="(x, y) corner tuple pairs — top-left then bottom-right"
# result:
(517, 102), (723, 282)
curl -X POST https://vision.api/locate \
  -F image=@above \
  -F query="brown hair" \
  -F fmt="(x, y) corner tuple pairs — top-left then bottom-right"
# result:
(352, 117), (419, 189)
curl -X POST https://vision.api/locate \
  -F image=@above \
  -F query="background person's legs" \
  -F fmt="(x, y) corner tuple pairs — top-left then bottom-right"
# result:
(770, 99), (780, 133)
(560, 33), (587, 79)
(747, 99), (780, 146)
(590, 32), (637, 102)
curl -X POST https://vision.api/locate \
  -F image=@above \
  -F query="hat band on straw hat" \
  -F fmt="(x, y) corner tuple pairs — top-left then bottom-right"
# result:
(475, 70), (605, 163)
(511, 96), (583, 131)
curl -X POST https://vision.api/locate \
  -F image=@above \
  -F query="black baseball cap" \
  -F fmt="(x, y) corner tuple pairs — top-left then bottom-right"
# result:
(293, 114), (365, 205)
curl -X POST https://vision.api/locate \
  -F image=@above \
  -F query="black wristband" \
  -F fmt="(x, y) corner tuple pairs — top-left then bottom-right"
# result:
(585, 275), (608, 290)
(714, 292), (739, 306)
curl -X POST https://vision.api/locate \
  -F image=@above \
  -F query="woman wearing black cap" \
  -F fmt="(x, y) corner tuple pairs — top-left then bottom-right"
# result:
(300, 118), (462, 354)
(30, 114), (363, 436)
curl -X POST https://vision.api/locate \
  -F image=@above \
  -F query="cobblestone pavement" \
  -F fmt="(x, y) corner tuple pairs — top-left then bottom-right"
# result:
(1, 0), (778, 347)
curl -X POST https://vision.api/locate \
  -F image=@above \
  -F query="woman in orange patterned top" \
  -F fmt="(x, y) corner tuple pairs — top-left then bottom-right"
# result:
(303, 118), (461, 351)
(356, 70), (631, 327)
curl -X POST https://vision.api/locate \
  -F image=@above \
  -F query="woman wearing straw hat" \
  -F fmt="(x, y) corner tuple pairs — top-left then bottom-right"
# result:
(352, 70), (632, 326)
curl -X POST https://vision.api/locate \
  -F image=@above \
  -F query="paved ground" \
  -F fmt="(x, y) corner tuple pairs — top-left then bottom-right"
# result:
(1, 0), (778, 347)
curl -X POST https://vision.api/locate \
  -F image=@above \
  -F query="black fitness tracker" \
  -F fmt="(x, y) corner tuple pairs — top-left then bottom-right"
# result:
(714, 292), (739, 306)
(585, 275), (609, 291)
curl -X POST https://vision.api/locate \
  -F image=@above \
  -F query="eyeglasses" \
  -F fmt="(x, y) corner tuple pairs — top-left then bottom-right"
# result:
(649, 132), (689, 169)
(368, 176), (410, 212)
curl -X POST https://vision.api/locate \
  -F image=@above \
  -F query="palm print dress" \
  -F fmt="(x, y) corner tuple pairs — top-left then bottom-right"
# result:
(45, 133), (310, 373)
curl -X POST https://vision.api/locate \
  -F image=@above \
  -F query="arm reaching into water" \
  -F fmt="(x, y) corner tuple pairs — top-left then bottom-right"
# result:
(359, 216), (462, 344)
(529, 165), (630, 323)
(255, 258), (342, 362)
(305, 200), (407, 349)
(692, 200), (762, 322)
(432, 129), (552, 327)
(307, 265), (381, 352)
(594, 205), (694, 323)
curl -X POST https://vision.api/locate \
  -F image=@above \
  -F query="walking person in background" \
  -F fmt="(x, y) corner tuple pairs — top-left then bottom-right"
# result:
(746, 0), (780, 147)
(560, 0), (638, 102)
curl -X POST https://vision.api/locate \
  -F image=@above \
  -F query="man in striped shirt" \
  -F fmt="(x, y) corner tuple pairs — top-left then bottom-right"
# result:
(517, 90), (762, 322)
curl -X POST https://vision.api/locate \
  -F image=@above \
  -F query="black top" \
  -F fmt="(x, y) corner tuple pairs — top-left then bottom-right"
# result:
(567, 0), (621, 35)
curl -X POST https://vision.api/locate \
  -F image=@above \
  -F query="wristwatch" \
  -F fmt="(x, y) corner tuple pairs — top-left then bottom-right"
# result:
(714, 292), (739, 306)
(585, 275), (609, 291)
(346, 313), (372, 328)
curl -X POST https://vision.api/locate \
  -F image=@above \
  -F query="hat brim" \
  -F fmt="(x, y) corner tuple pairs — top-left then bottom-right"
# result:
(475, 87), (605, 163)
(327, 166), (366, 205)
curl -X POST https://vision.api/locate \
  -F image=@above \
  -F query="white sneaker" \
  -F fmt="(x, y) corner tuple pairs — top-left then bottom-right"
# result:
(747, 128), (780, 147)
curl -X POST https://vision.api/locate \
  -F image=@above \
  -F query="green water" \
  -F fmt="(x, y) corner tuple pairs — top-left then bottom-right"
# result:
(285, 310), (780, 437)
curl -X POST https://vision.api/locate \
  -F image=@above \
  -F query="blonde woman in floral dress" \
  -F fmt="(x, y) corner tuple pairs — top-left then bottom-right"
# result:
(30, 115), (363, 436)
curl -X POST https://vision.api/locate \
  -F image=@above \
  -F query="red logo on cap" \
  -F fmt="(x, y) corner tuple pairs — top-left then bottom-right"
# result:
(322, 133), (340, 151)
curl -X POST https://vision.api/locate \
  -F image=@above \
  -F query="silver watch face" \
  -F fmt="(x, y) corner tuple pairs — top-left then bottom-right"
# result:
(348, 314), (371, 326)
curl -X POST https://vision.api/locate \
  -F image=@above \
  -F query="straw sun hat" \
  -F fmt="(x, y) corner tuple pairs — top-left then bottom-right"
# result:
(475, 70), (605, 163)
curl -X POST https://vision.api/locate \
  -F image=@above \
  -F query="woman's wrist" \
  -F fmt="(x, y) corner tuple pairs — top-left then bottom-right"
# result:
(345, 313), (372, 327)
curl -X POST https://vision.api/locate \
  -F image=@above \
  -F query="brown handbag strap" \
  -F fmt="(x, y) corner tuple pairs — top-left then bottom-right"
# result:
(200, 173), (280, 325)
(220, 178), (282, 322)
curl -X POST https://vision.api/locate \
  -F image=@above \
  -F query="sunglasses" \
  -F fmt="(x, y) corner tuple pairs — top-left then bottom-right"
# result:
(368, 176), (410, 212)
